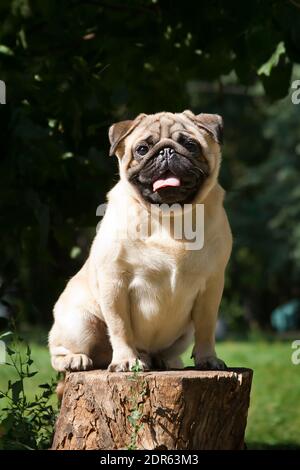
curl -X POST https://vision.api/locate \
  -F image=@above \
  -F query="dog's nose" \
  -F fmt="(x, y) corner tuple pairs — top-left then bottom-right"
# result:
(158, 147), (175, 158)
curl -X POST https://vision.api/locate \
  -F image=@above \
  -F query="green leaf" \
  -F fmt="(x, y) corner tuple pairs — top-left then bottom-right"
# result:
(128, 415), (135, 425)
(26, 402), (39, 408)
(0, 44), (14, 56)
(258, 41), (285, 77)
(27, 371), (38, 378)
(130, 409), (142, 421)
(6, 347), (15, 356)
(12, 380), (23, 403)
(0, 331), (13, 340)
(38, 383), (51, 389)
(0, 414), (14, 433)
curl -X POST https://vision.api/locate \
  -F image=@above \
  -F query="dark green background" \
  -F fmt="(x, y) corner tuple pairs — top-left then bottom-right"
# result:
(1, 0), (300, 330)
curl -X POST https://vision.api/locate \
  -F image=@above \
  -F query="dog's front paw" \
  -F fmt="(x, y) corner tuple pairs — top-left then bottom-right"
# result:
(108, 356), (150, 372)
(195, 355), (227, 371)
(52, 353), (93, 372)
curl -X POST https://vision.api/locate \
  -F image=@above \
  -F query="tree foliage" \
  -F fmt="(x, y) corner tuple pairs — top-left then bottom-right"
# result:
(0, 0), (300, 327)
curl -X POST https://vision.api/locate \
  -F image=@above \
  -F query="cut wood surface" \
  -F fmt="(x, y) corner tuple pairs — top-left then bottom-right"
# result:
(52, 368), (253, 450)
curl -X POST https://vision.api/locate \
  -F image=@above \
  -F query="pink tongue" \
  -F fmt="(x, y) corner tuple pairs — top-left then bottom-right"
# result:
(153, 176), (181, 192)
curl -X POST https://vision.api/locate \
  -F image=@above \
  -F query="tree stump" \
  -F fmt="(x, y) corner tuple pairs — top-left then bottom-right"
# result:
(52, 368), (253, 450)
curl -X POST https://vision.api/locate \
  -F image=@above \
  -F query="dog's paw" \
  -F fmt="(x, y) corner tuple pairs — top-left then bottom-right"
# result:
(108, 356), (150, 372)
(52, 353), (93, 372)
(195, 355), (227, 371)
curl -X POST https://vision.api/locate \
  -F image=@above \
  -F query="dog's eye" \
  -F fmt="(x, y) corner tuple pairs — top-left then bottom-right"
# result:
(136, 144), (149, 156)
(178, 135), (200, 153)
(184, 139), (199, 152)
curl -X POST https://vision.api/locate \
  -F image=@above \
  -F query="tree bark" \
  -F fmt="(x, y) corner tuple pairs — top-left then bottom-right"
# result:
(51, 368), (253, 450)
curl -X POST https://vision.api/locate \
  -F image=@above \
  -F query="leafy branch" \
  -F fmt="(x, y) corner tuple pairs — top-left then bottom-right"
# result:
(0, 333), (58, 450)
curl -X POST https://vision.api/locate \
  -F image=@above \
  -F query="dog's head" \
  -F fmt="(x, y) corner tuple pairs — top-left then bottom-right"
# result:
(109, 110), (223, 205)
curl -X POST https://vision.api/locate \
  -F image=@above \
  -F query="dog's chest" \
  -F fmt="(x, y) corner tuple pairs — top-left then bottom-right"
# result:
(127, 244), (203, 351)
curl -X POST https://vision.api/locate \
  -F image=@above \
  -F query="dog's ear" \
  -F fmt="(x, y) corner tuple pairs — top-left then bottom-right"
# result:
(183, 110), (223, 145)
(108, 114), (146, 157)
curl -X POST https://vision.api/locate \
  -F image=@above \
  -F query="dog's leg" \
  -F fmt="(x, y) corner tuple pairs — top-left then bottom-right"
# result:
(49, 269), (112, 372)
(49, 310), (111, 372)
(152, 326), (194, 369)
(191, 271), (227, 370)
(98, 272), (151, 372)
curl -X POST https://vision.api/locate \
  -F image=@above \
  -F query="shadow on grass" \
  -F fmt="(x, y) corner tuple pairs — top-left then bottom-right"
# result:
(247, 442), (300, 450)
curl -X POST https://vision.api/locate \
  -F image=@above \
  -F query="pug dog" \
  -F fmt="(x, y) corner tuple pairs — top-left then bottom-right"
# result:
(49, 110), (232, 372)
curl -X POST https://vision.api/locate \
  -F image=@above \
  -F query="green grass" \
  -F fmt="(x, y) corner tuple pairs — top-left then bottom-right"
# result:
(1, 335), (300, 449)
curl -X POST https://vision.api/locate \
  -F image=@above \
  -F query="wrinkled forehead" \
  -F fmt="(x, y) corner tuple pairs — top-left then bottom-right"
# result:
(130, 112), (199, 143)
